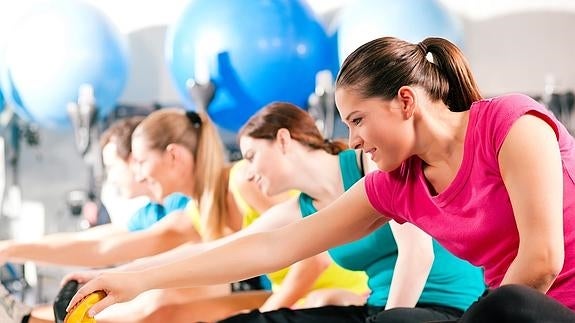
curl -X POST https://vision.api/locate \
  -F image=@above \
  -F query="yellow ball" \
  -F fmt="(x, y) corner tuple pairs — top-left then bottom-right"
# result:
(64, 291), (107, 323)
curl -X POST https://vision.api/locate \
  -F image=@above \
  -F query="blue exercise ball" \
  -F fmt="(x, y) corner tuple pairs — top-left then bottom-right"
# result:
(167, 0), (333, 132)
(1, 0), (129, 128)
(337, 0), (463, 65)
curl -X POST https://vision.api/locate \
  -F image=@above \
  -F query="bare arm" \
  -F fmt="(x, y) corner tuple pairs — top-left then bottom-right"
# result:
(2, 210), (198, 267)
(499, 114), (564, 292)
(0, 224), (125, 266)
(113, 198), (302, 272)
(259, 252), (331, 311)
(69, 179), (388, 316)
(385, 221), (434, 309)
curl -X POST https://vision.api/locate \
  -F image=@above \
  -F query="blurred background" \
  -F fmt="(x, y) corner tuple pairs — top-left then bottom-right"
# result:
(0, 0), (573, 304)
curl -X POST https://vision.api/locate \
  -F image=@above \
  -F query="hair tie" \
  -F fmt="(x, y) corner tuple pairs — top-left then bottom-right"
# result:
(417, 42), (435, 64)
(186, 111), (202, 128)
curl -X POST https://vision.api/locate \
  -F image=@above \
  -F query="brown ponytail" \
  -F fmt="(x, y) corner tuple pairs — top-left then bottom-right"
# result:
(239, 102), (347, 154)
(337, 36), (482, 112)
(133, 108), (230, 241)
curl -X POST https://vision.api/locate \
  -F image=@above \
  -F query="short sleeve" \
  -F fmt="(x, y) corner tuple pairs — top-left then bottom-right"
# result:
(484, 94), (559, 155)
(163, 193), (191, 214)
(126, 203), (163, 231)
(365, 171), (406, 224)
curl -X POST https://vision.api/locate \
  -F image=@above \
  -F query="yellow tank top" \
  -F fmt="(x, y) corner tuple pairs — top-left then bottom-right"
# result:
(187, 160), (369, 298)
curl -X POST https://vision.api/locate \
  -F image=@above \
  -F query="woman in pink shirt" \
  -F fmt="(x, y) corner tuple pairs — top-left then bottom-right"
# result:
(68, 36), (575, 322)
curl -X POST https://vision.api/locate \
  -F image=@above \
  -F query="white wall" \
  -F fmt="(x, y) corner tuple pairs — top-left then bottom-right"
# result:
(463, 10), (575, 95)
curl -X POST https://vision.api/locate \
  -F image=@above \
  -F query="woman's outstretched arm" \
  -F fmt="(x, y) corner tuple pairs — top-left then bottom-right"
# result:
(68, 179), (388, 317)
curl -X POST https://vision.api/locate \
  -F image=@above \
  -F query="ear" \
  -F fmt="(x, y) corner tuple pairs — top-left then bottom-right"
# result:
(397, 86), (416, 119)
(275, 128), (292, 154)
(165, 143), (181, 163)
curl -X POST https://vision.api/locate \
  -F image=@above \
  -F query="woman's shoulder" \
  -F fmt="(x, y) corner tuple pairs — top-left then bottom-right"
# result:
(472, 93), (545, 115)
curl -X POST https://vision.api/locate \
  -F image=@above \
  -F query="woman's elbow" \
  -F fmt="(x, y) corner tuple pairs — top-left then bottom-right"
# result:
(546, 250), (564, 280)
(531, 248), (564, 287)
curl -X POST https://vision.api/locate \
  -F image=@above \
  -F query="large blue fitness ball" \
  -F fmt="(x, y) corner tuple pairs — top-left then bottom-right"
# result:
(167, 0), (333, 132)
(1, 0), (129, 128)
(337, 0), (463, 64)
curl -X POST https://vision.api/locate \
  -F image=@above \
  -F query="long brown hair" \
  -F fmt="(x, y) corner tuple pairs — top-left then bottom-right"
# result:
(132, 108), (230, 240)
(239, 102), (347, 154)
(337, 37), (482, 112)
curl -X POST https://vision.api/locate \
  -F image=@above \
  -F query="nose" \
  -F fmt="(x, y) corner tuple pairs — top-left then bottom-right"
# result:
(243, 165), (257, 182)
(348, 128), (363, 150)
(132, 164), (146, 183)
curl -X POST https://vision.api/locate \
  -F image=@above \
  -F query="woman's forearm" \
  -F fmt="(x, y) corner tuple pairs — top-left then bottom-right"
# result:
(2, 226), (123, 267)
(6, 239), (109, 267)
(117, 241), (211, 271)
(143, 231), (297, 290)
(386, 222), (434, 309)
(260, 254), (330, 311)
(6, 227), (188, 267)
(118, 206), (296, 272)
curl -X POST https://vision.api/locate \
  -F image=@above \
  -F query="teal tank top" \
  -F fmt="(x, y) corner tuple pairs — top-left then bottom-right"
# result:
(298, 150), (485, 310)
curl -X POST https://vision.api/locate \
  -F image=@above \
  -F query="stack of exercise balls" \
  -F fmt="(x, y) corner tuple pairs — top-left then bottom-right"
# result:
(0, 0), (129, 129)
(336, 0), (463, 65)
(166, 0), (334, 132)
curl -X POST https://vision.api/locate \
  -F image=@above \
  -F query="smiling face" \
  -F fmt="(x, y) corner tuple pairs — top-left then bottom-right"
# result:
(239, 135), (292, 196)
(130, 135), (188, 201)
(336, 88), (415, 172)
(102, 142), (140, 199)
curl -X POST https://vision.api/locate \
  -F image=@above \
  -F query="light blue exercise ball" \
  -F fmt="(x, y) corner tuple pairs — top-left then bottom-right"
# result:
(1, 0), (129, 128)
(337, 0), (463, 65)
(0, 90), (4, 114)
(0, 59), (5, 114)
(167, 0), (333, 132)
(0, 76), (4, 113)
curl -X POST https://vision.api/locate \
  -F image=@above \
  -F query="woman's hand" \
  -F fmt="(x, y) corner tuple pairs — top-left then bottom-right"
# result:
(60, 269), (105, 286)
(66, 271), (146, 317)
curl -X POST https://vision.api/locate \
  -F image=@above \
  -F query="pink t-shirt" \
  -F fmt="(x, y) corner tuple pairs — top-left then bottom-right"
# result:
(365, 93), (575, 309)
